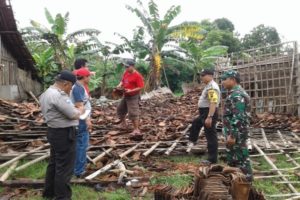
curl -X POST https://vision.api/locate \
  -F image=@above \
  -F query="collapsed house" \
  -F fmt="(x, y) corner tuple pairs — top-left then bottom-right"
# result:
(0, 0), (41, 100)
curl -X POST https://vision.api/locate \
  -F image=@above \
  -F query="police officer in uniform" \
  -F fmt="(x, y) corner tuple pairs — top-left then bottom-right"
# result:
(40, 70), (84, 200)
(187, 69), (220, 164)
(221, 70), (253, 181)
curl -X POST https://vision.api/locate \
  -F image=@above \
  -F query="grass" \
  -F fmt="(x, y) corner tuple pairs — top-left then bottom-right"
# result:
(2, 154), (300, 199)
(151, 173), (193, 188)
(99, 188), (131, 200)
(12, 160), (47, 179)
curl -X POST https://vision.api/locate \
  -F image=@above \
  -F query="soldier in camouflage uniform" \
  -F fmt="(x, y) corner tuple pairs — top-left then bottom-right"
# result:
(221, 70), (253, 181)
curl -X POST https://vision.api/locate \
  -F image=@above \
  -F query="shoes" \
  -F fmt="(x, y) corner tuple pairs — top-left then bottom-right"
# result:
(74, 171), (87, 179)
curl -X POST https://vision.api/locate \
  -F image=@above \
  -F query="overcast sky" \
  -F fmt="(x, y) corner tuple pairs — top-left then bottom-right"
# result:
(10, 0), (300, 44)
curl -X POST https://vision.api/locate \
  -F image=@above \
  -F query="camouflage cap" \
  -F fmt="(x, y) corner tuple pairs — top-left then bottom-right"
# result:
(220, 70), (240, 80)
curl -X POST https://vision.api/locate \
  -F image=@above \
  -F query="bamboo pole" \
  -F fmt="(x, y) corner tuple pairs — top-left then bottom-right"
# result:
(267, 193), (300, 198)
(0, 143), (49, 169)
(14, 153), (50, 172)
(165, 139), (180, 155)
(254, 175), (293, 180)
(271, 142), (300, 168)
(275, 181), (300, 184)
(92, 148), (113, 164)
(0, 161), (19, 182)
(250, 152), (283, 158)
(119, 143), (141, 158)
(291, 132), (300, 141)
(143, 141), (161, 157)
(85, 159), (120, 180)
(260, 128), (271, 149)
(277, 130), (288, 147)
(253, 143), (298, 193)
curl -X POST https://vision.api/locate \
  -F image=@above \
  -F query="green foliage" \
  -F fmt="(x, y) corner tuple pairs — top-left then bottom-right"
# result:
(12, 160), (47, 179)
(21, 8), (101, 89)
(99, 188), (131, 200)
(151, 173), (193, 188)
(213, 18), (235, 32)
(72, 185), (101, 200)
(242, 24), (281, 49)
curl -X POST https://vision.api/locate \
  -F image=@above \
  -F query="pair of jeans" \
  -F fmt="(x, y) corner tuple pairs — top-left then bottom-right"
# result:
(43, 126), (76, 200)
(189, 107), (218, 163)
(74, 121), (89, 176)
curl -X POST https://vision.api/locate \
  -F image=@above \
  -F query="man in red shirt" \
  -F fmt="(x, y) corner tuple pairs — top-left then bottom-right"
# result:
(116, 59), (144, 136)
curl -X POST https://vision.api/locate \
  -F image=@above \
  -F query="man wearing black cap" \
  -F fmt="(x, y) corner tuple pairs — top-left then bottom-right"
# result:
(115, 59), (144, 137)
(40, 70), (84, 200)
(187, 68), (220, 164)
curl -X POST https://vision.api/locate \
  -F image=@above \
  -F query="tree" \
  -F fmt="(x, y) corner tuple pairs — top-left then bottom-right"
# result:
(21, 8), (101, 70)
(213, 18), (235, 32)
(241, 24), (281, 50)
(126, 0), (203, 91)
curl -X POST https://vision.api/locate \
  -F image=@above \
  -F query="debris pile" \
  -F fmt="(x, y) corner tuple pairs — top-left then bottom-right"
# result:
(253, 113), (300, 132)
(154, 164), (265, 200)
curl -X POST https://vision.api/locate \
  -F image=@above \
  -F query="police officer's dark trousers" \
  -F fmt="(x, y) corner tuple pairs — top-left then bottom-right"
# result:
(43, 127), (77, 200)
(189, 107), (218, 163)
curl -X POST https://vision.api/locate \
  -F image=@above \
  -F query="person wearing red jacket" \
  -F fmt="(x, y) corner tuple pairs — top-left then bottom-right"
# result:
(116, 59), (144, 136)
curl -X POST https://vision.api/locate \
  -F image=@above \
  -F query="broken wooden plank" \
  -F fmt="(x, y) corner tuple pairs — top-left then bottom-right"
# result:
(260, 128), (271, 149)
(92, 148), (113, 165)
(14, 153), (50, 172)
(253, 143), (298, 193)
(0, 161), (19, 182)
(0, 143), (49, 169)
(143, 141), (161, 157)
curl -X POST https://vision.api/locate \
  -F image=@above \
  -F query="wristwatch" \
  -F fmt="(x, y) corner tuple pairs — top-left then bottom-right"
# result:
(207, 115), (213, 118)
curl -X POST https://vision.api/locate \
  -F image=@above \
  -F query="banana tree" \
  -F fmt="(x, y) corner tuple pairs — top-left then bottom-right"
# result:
(21, 8), (101, 70)
(180, 39), (228, 81)
(127, 0), (204, 90)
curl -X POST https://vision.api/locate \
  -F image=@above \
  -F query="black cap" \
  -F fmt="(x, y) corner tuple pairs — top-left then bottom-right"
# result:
(56, 70), (76, 85)
(122, 59), (135, 67)
(198, 68), (214, 76)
